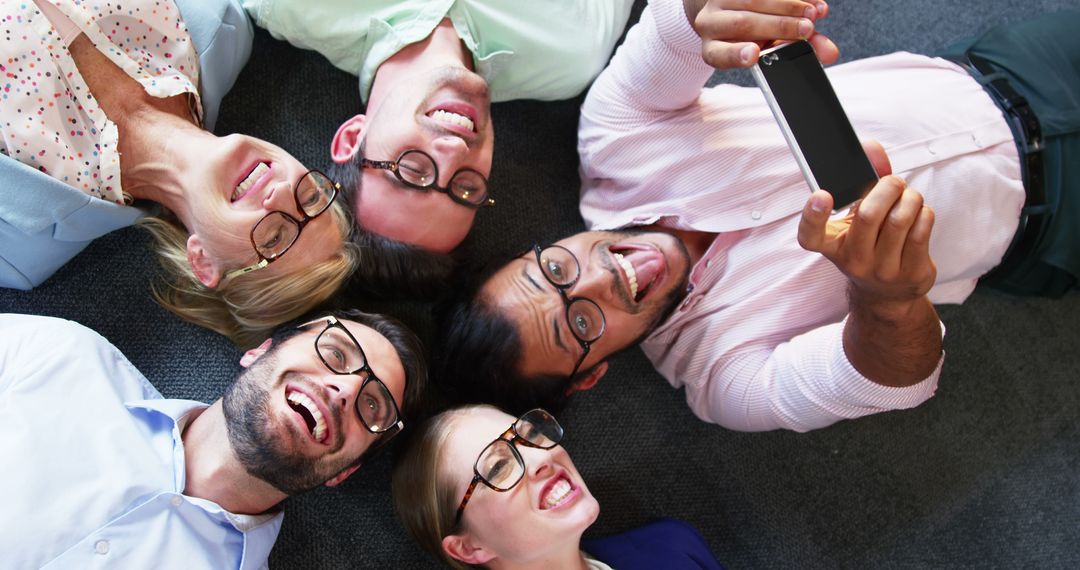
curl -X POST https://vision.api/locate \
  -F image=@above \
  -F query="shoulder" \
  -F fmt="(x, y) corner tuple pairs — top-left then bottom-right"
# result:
(0, 314), (161, 401)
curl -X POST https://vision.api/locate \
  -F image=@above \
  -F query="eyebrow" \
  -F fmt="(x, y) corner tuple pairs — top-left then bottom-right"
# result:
(518, 262), (569, 353)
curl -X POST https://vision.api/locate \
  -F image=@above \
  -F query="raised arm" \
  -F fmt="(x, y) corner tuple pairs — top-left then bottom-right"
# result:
(798, 145), (943, 387)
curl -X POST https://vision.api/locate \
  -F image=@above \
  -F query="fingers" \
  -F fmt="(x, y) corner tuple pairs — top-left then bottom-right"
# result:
(806, 32), (839, 65)
(843, 176), (906, 268)
(901, 205), (936, 285)
(695, 0), (821, 68)
(797, 189), (836, 254)
(861, 140), (892, 177)
(872, 186), (924, 281)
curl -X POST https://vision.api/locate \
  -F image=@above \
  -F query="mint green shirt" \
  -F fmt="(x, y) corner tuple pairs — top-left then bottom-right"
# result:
(242, 0), (634, 103)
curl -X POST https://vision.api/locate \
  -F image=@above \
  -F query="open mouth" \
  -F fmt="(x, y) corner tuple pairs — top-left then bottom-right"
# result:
(232, 161), (271, 202)
(286, 389), (328, 443)
(428, 109), (475, 132)
(539, 473), (577, 510)
(610, 244), (665, 303)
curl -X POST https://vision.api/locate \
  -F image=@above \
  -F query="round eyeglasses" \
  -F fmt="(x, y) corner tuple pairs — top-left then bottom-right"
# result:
(533, 244), (607, 378)
(298, 316), (404, 435)
(221, 170), (339, 285)
(361, 149), (494, 208)
(454, 408), (564, 524)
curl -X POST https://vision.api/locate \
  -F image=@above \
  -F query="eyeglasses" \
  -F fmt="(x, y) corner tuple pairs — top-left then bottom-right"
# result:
(454, 408), (564, 524)
(221, 170), (340, 285)
(297, 315), (404, 436)
(533, 244), (607, 378)
(361, 148), (495, 208)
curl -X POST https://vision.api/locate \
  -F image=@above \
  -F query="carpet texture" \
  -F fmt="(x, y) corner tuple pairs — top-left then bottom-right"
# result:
(2, 0), (1079, 567)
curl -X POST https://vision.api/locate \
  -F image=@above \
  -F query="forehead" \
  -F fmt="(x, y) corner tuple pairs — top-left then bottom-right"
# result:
(441, 408), (516, 478)
(354, 173), (474, 253)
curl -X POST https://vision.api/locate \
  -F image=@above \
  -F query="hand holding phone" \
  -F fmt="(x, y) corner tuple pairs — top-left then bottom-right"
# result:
(751, 40), (877, 210)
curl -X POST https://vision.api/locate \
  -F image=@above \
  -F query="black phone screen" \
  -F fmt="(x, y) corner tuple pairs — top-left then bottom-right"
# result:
(757, 41), (877, 208)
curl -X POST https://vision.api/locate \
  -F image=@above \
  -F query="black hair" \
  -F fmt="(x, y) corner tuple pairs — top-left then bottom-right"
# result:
(433, 261), (597, 416)
(327, 147), (456, 300)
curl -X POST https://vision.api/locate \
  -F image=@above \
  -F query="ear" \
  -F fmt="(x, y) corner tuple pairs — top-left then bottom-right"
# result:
(442, 533), (496, 566)
(567, 361), (608, 395)
(239, 338), (274, 368)
(186, 234), (222, 288)
(324, 463), (361, 487)
(331, 114), (368, 164)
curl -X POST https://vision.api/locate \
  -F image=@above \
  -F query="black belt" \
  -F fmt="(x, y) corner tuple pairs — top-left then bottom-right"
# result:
(946, 52), (1049, 285)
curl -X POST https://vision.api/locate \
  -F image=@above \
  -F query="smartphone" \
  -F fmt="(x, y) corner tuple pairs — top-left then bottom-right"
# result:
(751, 40), (877, 210)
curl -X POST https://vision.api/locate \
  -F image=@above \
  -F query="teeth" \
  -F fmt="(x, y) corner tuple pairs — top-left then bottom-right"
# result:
(430, 109), (475, 132)
(233, 162), (269, 201)
(287, 391), (327, 443)
(613, 253), (638, 300)
(543, 478), (572, 509)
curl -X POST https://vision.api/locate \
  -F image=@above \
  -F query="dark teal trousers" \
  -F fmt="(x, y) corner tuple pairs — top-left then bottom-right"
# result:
(938, 11), (1080, 296)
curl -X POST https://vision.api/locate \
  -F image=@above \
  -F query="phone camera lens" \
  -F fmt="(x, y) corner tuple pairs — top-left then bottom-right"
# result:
(762, 53), (779, 66)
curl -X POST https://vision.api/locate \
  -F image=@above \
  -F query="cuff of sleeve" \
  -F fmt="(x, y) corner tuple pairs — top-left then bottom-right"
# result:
(831, 317), (945, 410)
(651, 0), (711, 57)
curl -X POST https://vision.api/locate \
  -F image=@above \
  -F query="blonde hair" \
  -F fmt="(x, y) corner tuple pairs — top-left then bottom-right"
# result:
(139, 201), (360, 348)
(393, 405), (495, 570)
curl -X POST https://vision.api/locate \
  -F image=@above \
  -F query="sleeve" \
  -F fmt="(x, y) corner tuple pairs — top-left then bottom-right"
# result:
(241, 0), (374, 76)
(0, 156), (146, 290)
(0, 314), (162, 400)
(681, 319), (944, 432)
(174, 0), (254, 130)
(579, 0), (714, 141)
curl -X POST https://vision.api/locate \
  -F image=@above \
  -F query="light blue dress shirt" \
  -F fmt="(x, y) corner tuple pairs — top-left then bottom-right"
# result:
(242, 0), (635, 103)
(0, 314), (283, 569)
(0, 0), (253, 290)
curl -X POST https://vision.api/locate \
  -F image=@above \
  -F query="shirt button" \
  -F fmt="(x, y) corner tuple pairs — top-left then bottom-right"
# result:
(705, 259), (713, 268)
(971, 133), (983, 147)
(171, 495), (183, 507)
(926, 142), (937, 155)
(751, 210), (762, 220)
(95, 540), (110, 555)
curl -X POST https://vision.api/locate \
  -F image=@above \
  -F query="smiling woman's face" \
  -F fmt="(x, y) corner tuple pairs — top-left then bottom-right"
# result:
(182, 133), (345, 288)
(440, 407), (599, 567)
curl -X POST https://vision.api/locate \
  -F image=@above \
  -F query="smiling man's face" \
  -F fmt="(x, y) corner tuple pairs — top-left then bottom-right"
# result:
(480, 231), (691, 385)
(332, 66), (495, 253)
(222, 319), (406, 494)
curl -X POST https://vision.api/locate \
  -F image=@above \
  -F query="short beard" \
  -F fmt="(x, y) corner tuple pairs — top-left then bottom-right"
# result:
(222, 352), (351, 496)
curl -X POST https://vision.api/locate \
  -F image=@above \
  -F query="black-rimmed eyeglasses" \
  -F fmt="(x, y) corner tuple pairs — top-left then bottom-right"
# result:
(297, 315), (404, 436)
(361, 148), (494, 208)
(221, 170), (339, 285)
(533, 244), (607, 378)
(454, 408), (564, 524)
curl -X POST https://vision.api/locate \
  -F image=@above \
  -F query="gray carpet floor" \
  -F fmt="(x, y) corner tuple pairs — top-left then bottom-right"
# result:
(3, 0), (1079, 567)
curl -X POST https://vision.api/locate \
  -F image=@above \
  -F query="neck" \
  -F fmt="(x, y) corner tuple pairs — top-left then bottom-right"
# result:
(117, 109), (204, 226)
(182, 401), (287, 515)
(487, 545), (590, 570)
(366, 18), (473, 113)
(66, 33), (198, 222)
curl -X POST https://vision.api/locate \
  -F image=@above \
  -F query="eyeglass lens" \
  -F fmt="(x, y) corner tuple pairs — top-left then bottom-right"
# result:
(250, 172), (337, 258)
(315, 325), (398, 433)
(537, 246), (605, 343)
(475, 409), (563, 490)
(395, 151), (488, 206)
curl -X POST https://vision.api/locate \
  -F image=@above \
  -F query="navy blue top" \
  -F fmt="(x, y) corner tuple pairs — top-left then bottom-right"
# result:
(583, 518), (724, 570)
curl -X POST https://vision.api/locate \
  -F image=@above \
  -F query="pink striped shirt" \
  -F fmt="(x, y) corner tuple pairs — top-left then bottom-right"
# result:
(577, 0), (1024, 431)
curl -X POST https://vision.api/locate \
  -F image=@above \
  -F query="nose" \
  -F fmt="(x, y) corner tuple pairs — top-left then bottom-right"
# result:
(262, 177), (300, 216)
(568, 252), (617, 304)
(429, 135), (470, 186)
(326, 373), (365, 415)
(520, 445), (554, 479)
